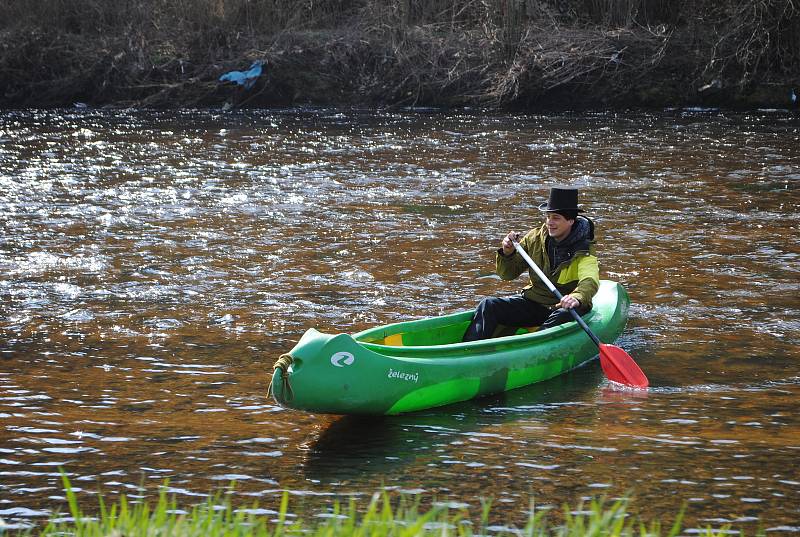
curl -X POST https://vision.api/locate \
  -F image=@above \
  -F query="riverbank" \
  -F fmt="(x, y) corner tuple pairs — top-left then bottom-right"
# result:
(0, 1), (797, 110)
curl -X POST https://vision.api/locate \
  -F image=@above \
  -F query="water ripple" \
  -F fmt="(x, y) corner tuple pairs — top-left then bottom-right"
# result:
(0, 108), (798, 531)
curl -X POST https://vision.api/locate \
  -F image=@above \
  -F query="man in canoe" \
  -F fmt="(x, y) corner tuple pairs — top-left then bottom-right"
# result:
(462, 186), (599, 341)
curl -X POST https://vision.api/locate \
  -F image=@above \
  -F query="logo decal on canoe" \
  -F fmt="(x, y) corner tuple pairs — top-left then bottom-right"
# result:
(330, 351), (355, 367)
(387, 368), (419, 383)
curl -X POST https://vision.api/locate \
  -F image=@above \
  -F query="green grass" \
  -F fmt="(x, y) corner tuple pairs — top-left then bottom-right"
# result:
(12, 474), (749, 537)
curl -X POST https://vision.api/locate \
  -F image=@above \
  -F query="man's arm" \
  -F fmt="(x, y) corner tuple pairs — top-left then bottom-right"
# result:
(566, 254), (600, 309)
(496, 231), (528, 281)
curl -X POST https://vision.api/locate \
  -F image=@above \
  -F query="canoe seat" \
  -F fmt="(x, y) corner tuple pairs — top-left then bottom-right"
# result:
(383, 333), (403, 346)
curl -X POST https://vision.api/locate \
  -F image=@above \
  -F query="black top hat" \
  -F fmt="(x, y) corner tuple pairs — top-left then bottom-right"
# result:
(537, 186), (584, 213)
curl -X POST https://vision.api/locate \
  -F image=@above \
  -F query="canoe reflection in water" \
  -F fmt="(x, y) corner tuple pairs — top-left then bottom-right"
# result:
(302, 369), (600, 484)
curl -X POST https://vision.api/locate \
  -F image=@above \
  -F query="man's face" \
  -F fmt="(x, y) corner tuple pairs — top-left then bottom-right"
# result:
(545, 212), (574, 241)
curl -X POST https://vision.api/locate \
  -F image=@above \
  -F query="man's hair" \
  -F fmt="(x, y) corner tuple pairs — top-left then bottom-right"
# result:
(553, 209), (579, 221)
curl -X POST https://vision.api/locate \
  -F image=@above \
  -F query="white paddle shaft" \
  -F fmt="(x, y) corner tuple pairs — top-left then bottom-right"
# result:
(512, 241), (561, 298)
(511, 240), (601, 347)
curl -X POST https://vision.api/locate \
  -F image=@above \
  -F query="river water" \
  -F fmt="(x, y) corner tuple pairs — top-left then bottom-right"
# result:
(0, 108), (798, 532)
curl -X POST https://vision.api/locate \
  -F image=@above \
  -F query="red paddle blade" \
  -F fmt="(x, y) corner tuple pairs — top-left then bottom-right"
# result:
(599, 344), (649, 388)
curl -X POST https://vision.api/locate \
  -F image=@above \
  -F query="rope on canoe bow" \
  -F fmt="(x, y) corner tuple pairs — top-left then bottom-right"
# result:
(267, 353), (294, 402)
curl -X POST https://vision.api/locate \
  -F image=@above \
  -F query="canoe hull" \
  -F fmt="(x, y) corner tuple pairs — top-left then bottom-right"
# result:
(271, 280), (629, 415)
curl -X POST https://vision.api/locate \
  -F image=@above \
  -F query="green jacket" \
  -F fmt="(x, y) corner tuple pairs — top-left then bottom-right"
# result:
(495, 218), (600, 309)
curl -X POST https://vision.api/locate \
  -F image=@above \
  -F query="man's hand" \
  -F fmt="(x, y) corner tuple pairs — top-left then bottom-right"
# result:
(501, 231), (520, 256)
(559, 295), (581, 310)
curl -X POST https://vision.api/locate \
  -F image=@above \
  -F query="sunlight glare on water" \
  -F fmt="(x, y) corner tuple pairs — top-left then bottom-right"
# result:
(0, 108), (798, 531)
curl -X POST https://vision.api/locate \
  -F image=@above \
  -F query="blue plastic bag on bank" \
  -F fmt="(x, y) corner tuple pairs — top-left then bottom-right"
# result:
(219, 61), (263, 90)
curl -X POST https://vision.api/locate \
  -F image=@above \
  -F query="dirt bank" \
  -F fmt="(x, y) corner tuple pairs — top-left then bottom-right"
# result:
(0, 0), (798, 109)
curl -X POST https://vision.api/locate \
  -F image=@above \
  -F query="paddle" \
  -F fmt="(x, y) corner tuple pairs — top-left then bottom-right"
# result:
(512, 240), (648, 388)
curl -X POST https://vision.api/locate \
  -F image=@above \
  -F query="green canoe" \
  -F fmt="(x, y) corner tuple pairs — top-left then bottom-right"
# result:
(270, 280), (630, 415)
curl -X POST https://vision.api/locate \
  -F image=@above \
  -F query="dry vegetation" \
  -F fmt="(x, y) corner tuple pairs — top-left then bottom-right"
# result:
(0, 0), (797, 108)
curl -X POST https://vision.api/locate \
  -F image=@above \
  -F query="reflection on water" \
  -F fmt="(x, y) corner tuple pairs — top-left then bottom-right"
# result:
(0, 108), (798, 532)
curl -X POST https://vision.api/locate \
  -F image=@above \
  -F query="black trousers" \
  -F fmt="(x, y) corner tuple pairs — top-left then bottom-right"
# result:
(462, 295), (590, 342)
